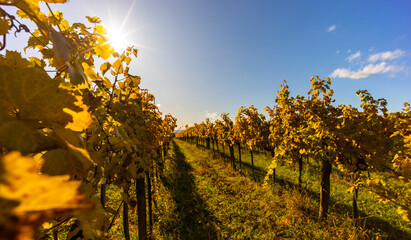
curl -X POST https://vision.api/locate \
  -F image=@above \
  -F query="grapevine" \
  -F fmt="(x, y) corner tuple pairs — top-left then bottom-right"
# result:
(0, 1), (176, 239)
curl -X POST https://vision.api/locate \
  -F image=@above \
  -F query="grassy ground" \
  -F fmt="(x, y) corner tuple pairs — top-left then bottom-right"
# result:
(99, 139), (410, 239)
(224, 143), (411, 239)
(150, 139), (411, 239)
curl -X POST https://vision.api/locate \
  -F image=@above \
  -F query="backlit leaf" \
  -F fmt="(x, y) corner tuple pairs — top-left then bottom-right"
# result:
(40, 0), (67, 3)
(100, 62), (111, 76)
(0, 152), (92, 239)
(13, 0), (49, 37)
(0, 18), (10, 35)
(49, 27), (71, 67)
(95, 24), (107, 35)
(0, 51), (91, 130)
(53, 126), (95, 174)
(86, 16), (101, 24)
(67, 62), (86, 85)
(95, 42), (114, 60)
(0, 119), (56, 154)
(41, 148), (86, 178)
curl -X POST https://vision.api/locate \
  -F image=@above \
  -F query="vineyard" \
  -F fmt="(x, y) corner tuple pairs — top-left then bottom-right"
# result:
(0, 0), (410, 240)
(175, 78), (411, 238)
(0, 0), (176, 239)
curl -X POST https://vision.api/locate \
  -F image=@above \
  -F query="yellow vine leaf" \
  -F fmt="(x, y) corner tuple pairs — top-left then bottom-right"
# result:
(13, 0), (49, 37)
(0, 18), (10, 35)
(0, 50), (32, 68)
(41, 0), (67, 3)
(100, 62), (111, 76)
(63, 95), (93, 131)
(28, 56), (46, 68)
(397, 207), (410, 222)
(0, 119), (56, 154)
(95, 24), (107, 35)
(49, 27), (71, 67)
(0, 152), (89, 212)
(41, 148), (87, 178)
(86, 16), (101, 24)
(67, 62), (86, 85)
(0, 152), (92, 239)
(81, 62), (99, 80)
(0, 51), (91, 131)
(53, 126), (95, 173)
(95, 42), (114, 60)
(124, 56), (131, 65)
(128, 75), (141, 87)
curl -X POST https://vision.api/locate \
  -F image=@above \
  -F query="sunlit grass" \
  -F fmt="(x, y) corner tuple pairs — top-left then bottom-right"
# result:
(91, 139), (410, 239)
(192, 139), (411, 239)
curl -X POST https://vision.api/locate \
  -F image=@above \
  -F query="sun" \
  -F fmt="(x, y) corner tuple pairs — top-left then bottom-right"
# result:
(102, 0), (145, 52)
(106, 27), (130, 52)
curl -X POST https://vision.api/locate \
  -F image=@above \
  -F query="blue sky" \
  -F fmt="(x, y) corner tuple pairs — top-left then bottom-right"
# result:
(4, 0), (411, 128)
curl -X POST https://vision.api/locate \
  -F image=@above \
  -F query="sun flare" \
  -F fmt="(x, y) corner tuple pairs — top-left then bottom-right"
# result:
(106, 28), (130, 52)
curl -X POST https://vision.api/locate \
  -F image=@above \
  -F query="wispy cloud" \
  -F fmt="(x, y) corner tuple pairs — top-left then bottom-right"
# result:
(331, 48), (407, 79)
(331, 62), (403, 79)
(336, 50), (340, 54)
(346, 51), (361, 62)
(368, 49), (406, 62)
(396, 35), (406, 41)
(206, 111), (219, 121)
(327, 24), (336, 32)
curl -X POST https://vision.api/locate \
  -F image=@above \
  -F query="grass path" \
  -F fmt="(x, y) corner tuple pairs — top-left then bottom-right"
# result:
(154, 140), (280, 239)
(152, 140), (410, 239)
(156, 140), (219, 239)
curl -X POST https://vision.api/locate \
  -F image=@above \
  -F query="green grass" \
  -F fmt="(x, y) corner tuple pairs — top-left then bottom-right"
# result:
(88, 139), (410, 239)
(234, 146), (410, 239)
(175, 139), (411, 239)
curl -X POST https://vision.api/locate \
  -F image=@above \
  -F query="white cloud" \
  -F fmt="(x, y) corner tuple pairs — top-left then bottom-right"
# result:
(368, 49), (405, 62)
(331, 62), (404, 79)
(336, 50), (340, 54)
(346, 51), (361, 62)
(206, 111), (219, 121)
(327, 24), (336, 32)
(347, 49), (351, 53)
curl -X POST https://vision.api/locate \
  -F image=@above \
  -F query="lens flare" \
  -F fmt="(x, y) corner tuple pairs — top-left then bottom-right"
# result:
(106, 27), (129, 52)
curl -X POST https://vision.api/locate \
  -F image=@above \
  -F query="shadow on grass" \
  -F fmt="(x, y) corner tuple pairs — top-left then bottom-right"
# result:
(236, 160), (267, 182)
(214, 148), (268, 182)
(273, 174), (410, 239)
(176, 140), (410, 239)
(160, 141), (218, 240)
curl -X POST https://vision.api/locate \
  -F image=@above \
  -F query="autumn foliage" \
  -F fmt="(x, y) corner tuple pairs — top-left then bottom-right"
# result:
(178, 76), (411, 223)
(0, 1), (176, 239)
